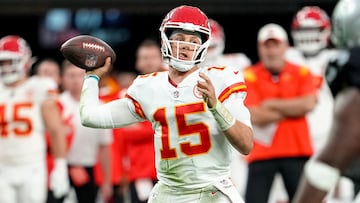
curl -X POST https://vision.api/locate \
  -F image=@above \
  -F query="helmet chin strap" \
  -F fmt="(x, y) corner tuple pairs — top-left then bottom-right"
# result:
(169, 59), (195, 72)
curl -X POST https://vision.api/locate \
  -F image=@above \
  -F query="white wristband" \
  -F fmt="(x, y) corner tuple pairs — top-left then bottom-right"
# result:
(304, 160), (340, 192)
(209, 100), (236, 131)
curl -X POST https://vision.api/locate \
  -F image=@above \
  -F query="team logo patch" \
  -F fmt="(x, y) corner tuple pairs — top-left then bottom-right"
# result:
(172, 90), (179, 98)
(85, 54), (98, 67)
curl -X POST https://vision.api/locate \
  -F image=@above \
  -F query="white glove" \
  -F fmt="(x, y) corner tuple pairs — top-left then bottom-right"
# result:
(50, 158), (70, 198)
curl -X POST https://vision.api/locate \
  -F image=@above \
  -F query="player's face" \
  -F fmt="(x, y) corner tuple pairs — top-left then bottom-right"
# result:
(169, 32), (202, 61)
(61, 64), (86, 94)
(136, 46), (163, 74)
(0, 60), (14, 74)
(0, 59), (24, 85)
(258, 39), (288, 72)
(37, 61), (61, 85)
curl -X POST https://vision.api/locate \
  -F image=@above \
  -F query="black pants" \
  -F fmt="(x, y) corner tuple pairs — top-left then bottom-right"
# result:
(46, 190), (66, 203)
(245, 157), (309, 203)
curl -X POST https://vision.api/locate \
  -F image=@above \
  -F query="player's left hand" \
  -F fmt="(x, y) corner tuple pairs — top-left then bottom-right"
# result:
(50, 158), (70, 198)
(197, 72), (216, 108)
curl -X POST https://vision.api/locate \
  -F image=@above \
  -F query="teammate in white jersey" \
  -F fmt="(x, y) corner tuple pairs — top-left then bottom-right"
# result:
(0, 35), (69, 203)
(286, 6), (338, 152)
(79, 5), (254, 203)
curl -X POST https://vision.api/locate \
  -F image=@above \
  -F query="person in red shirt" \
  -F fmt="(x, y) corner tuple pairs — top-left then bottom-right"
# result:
(119, 122), (157, 203)
(244, 23), (317, 203)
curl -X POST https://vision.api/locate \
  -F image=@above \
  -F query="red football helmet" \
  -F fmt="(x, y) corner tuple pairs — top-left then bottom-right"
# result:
(159, 5), (211, 72)
(291, 6), (331, 56)
(0, 35), (32, 84)
(207, 19), (225, 60)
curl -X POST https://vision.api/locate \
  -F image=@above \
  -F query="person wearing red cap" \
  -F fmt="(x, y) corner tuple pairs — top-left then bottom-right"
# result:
(243, 23), (317, 203)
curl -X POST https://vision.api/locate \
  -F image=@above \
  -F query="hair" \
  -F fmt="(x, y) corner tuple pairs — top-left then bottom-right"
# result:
(136, 39), (161, 52)
(60, 58), (73, 71)
(31, 57), (59, 76)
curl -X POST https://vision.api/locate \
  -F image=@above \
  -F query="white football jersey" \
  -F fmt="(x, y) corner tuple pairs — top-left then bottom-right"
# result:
(0, 76), (58, 164)
(286, 47), (338, 151)
(59, 91), (112, 166)
(126, 66), (251, 189)
(201, 53), (251, 73)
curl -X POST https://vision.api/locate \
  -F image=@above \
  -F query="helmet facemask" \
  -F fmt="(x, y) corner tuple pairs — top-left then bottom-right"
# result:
(0, 57), (28, 85)
(159, 5), (211, 72)
(291, 6), (331, 56)
(292, 27), (330, 56)
(161, 27), (210, 72)
(0, 36), (32, 85)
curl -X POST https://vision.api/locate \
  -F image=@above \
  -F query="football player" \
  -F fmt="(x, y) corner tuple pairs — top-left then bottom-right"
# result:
(79, 5), (254, 203)
(287, 5), (354, 202)
(0, 35), (69, 203)
(279, 6), (353, 203)
(286, 6), (338, 153)
(293, 0), (360, 202)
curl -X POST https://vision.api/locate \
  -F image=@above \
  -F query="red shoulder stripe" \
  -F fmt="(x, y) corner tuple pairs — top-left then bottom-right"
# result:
(218, 82), (247, 102)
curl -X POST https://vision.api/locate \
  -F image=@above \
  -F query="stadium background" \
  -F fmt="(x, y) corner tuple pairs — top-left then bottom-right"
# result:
(0, 0), (337, 73)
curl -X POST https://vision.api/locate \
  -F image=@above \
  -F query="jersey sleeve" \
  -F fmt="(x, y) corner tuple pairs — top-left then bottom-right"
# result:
(32, 76), (59, 103)
(126, 74), (155, 120)
(80, 77), (141, 129)
(204, 66), (248, 103)
(325, 48), (360, 97)
(206, 66), (252, 128)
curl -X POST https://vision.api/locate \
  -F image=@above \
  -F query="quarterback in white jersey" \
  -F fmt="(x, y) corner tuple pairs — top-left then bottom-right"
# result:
(79, 5), (253, 203)
(0, 36), (69, 203)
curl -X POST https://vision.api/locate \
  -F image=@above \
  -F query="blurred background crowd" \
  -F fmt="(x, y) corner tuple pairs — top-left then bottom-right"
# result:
(0, 0), (337, 75)
(0, 0), (356, 203)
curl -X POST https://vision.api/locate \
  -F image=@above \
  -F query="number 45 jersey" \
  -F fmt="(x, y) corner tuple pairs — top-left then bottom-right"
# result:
(0, 76), (58, 165)
(126, 66), (252, 190)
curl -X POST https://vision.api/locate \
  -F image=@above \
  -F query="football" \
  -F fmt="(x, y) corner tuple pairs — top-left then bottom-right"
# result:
(60, 35), (116, 71)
